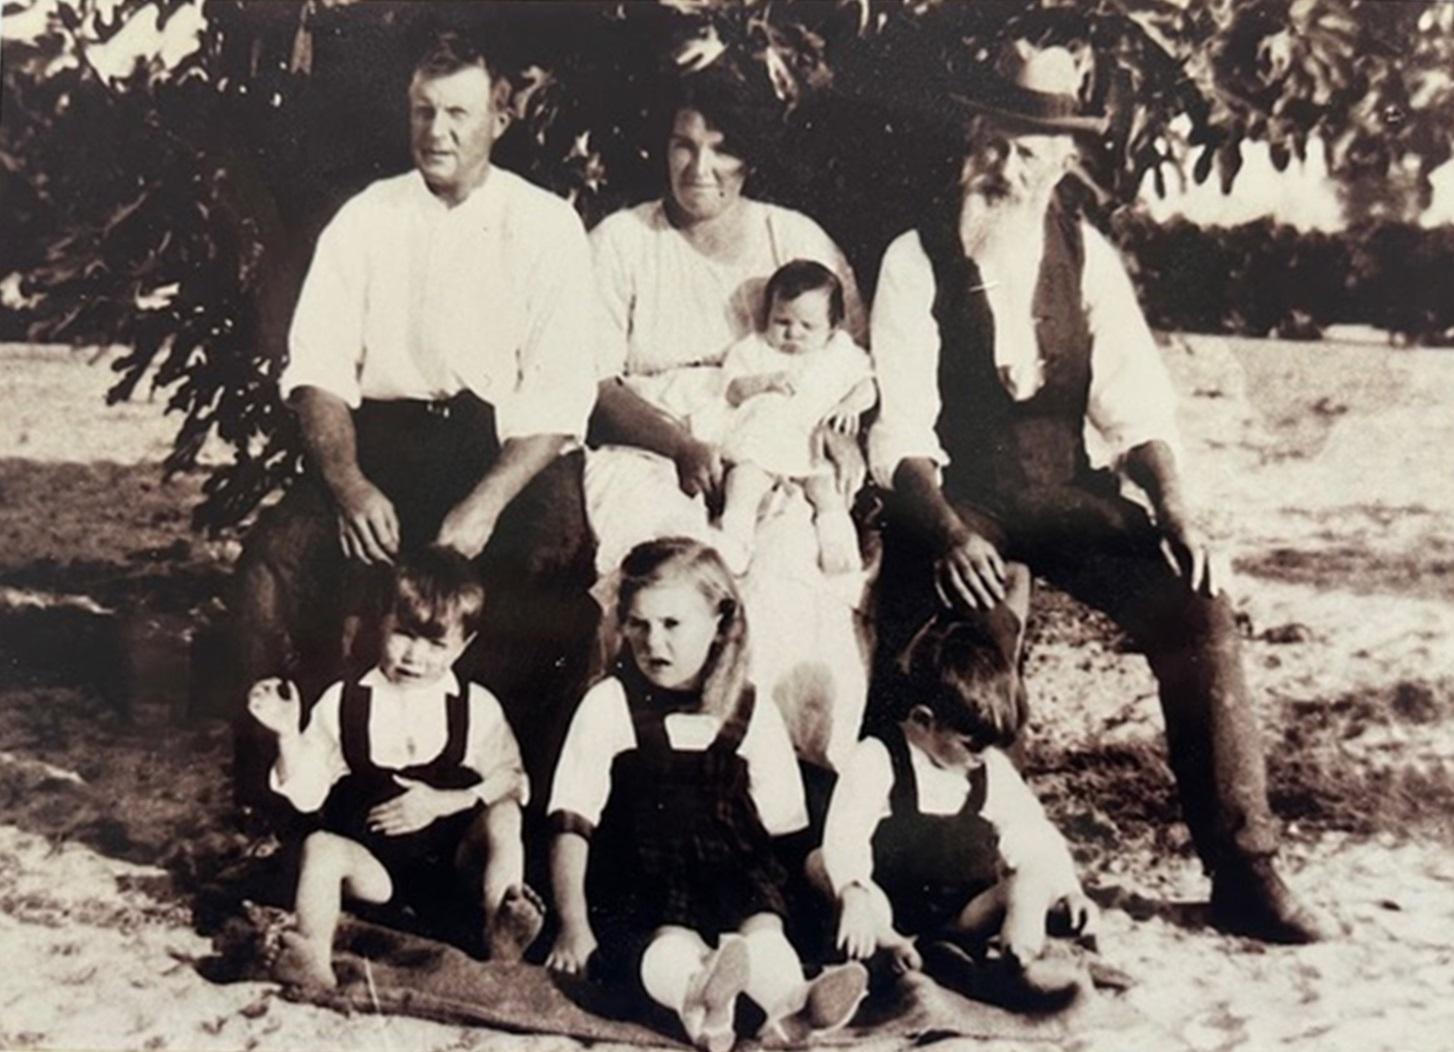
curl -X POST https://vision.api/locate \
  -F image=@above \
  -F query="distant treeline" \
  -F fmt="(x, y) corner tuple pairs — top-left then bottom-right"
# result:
(1113, 214), (1454, 346)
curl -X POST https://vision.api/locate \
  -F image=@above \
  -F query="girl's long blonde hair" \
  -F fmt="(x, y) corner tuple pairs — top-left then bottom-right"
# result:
(616, 537), (750, 721)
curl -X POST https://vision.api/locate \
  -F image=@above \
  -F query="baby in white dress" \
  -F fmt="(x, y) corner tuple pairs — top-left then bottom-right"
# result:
(703, 259), (876, 574)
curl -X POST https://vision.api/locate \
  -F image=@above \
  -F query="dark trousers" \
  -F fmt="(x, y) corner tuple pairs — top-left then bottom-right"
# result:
(230, 395), (598, 835)
(873, 475), (1279, 872)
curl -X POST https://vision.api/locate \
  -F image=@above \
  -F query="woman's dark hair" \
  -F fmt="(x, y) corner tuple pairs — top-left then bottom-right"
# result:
(898, 613), (1027, 750)
(660, 63), (781, 174)
(765, 258), (845, 327)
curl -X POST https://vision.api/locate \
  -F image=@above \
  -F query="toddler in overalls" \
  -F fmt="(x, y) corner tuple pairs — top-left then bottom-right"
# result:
(809, 611), (1097, 1009)
(545, 538), (868, 1050)
(247, 546), (544, 989)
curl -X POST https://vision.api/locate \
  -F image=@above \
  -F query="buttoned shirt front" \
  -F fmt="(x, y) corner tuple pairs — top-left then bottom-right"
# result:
(282, 166), (597, 443)
(868, 220), (1182, 489)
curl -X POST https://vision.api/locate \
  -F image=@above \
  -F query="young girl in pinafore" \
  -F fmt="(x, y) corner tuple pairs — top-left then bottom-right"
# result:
(545, 537), (867, 1050)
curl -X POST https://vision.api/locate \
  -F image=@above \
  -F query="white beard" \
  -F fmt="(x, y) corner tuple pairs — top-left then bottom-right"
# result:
(957, 190), (1053, 401)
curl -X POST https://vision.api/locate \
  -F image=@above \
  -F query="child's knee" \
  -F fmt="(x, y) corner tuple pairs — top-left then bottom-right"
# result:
(300, 830), (350, 874)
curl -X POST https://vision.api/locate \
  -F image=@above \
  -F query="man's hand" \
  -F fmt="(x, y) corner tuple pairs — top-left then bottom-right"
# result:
(836, 884), (880, 962)
(674, 436), (725, 506)
(436, 499), (499, 561)
(334, 475), (400, 565)
(545, 922), (599, 976)
(813, 424), (866, 502)
(246, 677), (302, 737)
(936, 524), (1008, 610)
(1158, 510), (1224, 597)
(368, 776), (448, 836)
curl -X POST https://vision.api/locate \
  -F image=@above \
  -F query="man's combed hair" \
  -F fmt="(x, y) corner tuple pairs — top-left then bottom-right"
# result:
(900, 614), (1027, 750)
(390, 545), (487, 641)
(765, 258), (846, 328)
(413, 30), (496, 82)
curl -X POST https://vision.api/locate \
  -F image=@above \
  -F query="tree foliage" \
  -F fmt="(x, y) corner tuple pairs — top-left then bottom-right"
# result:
(3, 0), (1452, 529)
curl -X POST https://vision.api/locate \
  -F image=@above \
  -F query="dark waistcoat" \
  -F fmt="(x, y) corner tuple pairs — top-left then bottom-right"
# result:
(917, 195), (1094, 508)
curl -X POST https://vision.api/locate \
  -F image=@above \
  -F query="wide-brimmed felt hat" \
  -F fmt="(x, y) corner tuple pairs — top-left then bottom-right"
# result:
(949, 41), (1108, 136)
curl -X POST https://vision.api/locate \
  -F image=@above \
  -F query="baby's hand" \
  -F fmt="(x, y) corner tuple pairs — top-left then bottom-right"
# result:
(545, 923), (598, 976)
(762, 371), (796, 396)
(836, 883), (880, 962)
(246, 677), (301, 737)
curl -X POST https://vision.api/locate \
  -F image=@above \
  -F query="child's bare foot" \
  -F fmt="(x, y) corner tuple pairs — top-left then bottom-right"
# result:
(485, 884), (546, 962)
(814, 509), (861, 575)
(761, 961), (869, 1046)
(681, 934), (751, 1052)
(880, 932), (923, 975)
(272, 931), (337, 991)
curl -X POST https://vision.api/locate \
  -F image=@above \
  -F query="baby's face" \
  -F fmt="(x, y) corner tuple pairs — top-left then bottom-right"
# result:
(764, 288), (834, 356)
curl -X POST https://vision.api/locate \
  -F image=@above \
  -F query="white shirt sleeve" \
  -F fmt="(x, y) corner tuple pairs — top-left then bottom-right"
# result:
(281, 200), (369, 408)
(740, 696), (809, 837)
(980, 749), (1081, 895)
(819, 737), (895, 897)
(493, 201), (598, 442)
(1082, 224), (1183, 463)
(463, 684), (530, 807)
(867, 231), (949, 488)
(589, 212), (636, 382)
(546, 678), (634, 831)
(268, 682), (350, 814)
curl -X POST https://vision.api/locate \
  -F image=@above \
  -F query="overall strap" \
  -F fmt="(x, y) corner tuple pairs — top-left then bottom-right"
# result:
(435, 688), (469, 768)
(338, 681), (374, 774)
(620, 673), (673, 756)
(962, 761), (989, 816)
(709, 687), (757, 755)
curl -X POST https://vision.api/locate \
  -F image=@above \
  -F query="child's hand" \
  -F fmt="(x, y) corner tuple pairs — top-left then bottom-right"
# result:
(1055, 890), (1100, 944)
(246, 677), (301, 737)
(836, 884), (880, 961)
(367, 776), (447, 836)
(545, 923), (598, 976)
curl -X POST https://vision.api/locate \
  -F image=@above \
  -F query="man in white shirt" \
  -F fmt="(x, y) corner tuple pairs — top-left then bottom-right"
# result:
(868, 41), (1334, 944)
(233, 32), (599, 813)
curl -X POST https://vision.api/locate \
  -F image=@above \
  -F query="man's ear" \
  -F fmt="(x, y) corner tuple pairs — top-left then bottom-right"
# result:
(906, 704), (935, 730)
(491, 77), (512, 136)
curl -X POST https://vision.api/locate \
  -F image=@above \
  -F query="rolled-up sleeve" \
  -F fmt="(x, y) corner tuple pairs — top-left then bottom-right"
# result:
(493, 202), (598, 442)
(820, 737), (894, 896)
(281, 201), (368, 408)
(868, 231), (949, 488)
(546, 679), (633, 834)
(1082, 225), (1183, 463)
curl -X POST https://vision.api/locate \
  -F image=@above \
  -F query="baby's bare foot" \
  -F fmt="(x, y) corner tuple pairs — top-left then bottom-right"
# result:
(272, 931), (337, 991)
(486, 884), (546, 962)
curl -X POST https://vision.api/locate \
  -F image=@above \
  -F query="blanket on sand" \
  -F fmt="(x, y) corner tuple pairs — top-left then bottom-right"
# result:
(242, 915), (1144, 1047)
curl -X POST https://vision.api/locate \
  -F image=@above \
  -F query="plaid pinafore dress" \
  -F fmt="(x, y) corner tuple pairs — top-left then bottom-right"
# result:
(588, 667), (789, 959)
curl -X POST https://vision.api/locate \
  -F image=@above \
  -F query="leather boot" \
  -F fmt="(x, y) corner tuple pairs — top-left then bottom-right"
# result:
(1210, 856), (1339, 944)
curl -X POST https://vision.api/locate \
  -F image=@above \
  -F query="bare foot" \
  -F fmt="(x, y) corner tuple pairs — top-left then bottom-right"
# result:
(485, 884), (546, 962)
(272, 931), (337, 991)
(881, 932), (923, 975)
(681, 934), (751, 1052)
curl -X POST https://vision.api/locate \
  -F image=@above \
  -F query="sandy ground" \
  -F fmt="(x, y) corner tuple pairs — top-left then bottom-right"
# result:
(1, 334), (1452, 1051)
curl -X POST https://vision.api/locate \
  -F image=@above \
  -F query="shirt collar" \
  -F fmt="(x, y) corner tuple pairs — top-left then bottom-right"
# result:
(360, 666), (461, 697)
(409, 166), (505, 228)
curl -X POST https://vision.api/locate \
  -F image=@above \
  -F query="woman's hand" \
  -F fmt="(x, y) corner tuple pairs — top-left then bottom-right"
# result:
(246, 677), (302, 738)
(674, 436), (725, 508)
(545, 922), (599, 976)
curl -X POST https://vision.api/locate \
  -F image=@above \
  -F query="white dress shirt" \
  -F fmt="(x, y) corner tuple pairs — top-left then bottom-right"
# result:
(547, 675), (808, 838)
(868, 222), (1182, 489)
(282, 166), (597, 442)
(820, 734), (1080, 899)
(270, 668), (528, 815)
